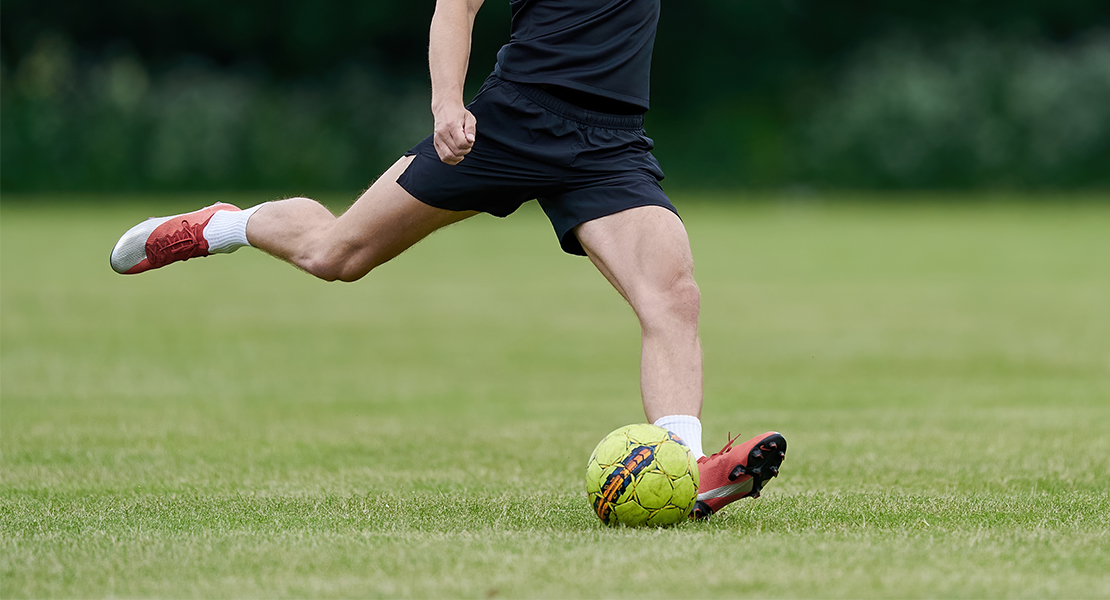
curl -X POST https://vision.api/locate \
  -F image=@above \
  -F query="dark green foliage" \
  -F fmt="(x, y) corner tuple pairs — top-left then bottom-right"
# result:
(2, 1), (1109, 191)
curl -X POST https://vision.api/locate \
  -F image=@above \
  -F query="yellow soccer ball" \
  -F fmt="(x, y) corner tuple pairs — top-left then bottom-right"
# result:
(585, 423), (699, 527)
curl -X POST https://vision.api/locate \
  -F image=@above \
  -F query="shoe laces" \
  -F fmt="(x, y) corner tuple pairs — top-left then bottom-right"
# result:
(706, 432), (742, 460)
(147, 220), (207, 267)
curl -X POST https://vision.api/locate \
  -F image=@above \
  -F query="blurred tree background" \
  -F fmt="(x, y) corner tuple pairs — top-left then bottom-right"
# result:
(2, 0), (1108, 192)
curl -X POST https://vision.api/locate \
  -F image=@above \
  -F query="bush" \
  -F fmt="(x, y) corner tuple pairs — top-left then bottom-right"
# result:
(1, 34), (430, 192)
(797, 31), (1110, 188)
(3, 31), (1109, 191)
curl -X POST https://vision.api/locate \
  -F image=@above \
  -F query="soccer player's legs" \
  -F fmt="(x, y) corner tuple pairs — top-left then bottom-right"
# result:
(246, 156), (477, 282)
(570, 187), (786, 519)
(573, 204), (702, 428)
(110, 156), (476, 281)
(111, 77), (567, 280)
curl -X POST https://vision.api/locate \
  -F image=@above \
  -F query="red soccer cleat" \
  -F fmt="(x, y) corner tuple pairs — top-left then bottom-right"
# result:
(110, 203), (240, 274)
(692, 431), (786, 519)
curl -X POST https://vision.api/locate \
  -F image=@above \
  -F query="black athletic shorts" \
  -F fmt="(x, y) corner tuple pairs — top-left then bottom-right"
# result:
(397, 75), (676, 256)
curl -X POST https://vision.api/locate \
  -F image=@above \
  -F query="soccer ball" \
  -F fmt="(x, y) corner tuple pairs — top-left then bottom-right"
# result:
(585, 423), (699, 527)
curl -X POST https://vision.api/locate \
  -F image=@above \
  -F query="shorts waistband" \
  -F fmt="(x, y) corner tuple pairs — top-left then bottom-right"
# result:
(504, 80), (645, 130)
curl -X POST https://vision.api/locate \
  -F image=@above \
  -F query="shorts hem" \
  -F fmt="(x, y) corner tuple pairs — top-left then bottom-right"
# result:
(556, 200), (679, 256)
(396, 157), (467, 213)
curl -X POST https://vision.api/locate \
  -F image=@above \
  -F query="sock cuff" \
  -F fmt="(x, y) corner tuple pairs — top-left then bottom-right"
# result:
(653, 414), (701, 429)
(205, 204), (263, 254)
(653, 414), (705, 460)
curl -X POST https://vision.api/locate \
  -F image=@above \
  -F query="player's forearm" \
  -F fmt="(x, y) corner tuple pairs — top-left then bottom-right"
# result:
(429, 0), (483, 113)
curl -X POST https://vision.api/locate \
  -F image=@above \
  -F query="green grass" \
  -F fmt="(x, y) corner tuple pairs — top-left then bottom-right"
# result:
(3, 194), (1109, 598)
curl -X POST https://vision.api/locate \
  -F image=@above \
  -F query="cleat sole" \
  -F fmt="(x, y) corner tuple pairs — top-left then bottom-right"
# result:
(746, 433), (787, 497)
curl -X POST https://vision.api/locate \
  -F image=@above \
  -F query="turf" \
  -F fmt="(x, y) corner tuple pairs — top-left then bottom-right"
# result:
(2, 195), (1109, 598)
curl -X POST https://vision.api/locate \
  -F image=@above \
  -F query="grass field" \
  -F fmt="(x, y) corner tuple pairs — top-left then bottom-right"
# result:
(2, 194), (1109, 598)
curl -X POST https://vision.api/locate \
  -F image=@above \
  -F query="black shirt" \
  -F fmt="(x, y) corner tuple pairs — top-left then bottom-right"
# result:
(493, 0), (660, 111)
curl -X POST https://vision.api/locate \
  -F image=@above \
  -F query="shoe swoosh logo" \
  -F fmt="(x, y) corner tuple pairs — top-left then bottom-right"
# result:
(697, 479), (753, 501)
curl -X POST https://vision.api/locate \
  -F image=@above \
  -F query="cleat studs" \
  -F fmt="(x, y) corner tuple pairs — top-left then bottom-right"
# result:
(729, 465), (747, 481)
(752, 450), (763, 459)
(770, 466), (779, 477)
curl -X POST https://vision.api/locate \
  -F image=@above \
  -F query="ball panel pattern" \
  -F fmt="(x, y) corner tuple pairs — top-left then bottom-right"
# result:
(634, 471), (674, 509)
(585, 424), (699, 527)
(671, 473), (696, 509)
(647, 505), (686, 527)
(624, 423), (668, 445)
(614, 500), (650, 526)
(594, 433), (632, 465)
(585, 460), (603, 495)
(655, 439), (693, 478)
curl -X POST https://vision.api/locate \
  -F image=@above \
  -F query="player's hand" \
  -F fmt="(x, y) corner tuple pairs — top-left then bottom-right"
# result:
(432, 103), (477, 165)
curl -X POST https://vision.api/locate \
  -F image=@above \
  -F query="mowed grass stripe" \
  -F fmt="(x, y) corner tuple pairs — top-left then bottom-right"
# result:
(2, 196), (1109, 598)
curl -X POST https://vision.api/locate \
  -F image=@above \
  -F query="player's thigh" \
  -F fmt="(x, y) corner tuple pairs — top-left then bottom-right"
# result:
(329, 155), (478, 266)
(574, 205), (695, 305)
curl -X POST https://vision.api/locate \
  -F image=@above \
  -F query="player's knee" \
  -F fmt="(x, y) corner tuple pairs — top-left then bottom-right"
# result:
(300, 241), (376, 283)
(304, 257), (372, 283)
(637, 273), (700, 331)
(333, 262), (375, 283)
(668, 275), (702, 325)
(301, 254), (339, 282)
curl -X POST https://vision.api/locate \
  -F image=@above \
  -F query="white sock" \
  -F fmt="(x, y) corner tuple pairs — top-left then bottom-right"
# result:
(654, 415), (705, 460)
(204, 204), (263, 254)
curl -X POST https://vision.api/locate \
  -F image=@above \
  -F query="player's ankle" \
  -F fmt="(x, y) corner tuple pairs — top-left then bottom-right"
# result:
(205, 204), (264, 254)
